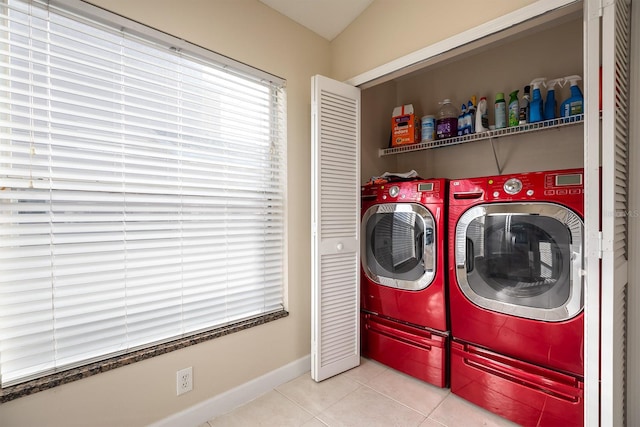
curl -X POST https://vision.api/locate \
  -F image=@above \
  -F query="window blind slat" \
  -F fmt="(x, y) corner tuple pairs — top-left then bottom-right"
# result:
(0, 0), (286, 386)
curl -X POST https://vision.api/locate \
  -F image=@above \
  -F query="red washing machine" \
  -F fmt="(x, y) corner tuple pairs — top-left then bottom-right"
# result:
(448, 168), (585, 427)
(360, 178), (448, 388)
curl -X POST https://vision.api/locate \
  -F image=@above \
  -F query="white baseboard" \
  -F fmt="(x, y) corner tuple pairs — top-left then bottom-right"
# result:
(149, 354), (311, 427)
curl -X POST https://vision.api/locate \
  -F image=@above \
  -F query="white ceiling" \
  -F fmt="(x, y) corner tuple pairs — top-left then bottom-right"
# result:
(259, 0), (374, 41)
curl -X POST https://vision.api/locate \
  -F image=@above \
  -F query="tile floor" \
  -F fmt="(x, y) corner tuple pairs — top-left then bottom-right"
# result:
(200, 358), (520, 427)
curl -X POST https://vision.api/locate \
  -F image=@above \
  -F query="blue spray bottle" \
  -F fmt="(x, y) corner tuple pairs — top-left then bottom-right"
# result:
(560, 75), (584, 117)
(528, 78), (546, 123)
(544, 78), (563, 120)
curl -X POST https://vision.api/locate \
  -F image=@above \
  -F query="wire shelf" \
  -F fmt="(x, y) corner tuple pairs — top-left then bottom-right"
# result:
(378, 114), (584, 157)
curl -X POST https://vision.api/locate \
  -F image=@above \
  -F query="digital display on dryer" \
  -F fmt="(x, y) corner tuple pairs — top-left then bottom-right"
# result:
(555, 173), (582, 186)
(418, 183), (433, 192)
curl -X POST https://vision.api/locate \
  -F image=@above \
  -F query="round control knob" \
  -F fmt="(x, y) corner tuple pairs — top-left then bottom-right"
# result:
(336, 243), (343, 251)
(526, 189), (534, 196)
(388, 185), (400, 198)
(503, 178), (523, 195)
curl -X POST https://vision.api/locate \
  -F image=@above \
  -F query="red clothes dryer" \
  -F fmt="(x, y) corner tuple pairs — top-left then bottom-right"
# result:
(448, 168), (585, 427)
(360, 178), (448, 387)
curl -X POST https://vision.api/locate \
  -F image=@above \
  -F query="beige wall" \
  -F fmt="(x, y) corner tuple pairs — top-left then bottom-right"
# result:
(331, 0), (538, 82)
(0, 1), (330, 426)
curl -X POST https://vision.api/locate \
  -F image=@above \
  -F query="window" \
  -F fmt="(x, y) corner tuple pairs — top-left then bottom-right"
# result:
(0, 0), (286, 387)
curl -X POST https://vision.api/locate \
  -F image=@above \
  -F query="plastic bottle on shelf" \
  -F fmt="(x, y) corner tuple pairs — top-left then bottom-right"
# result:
(468, 97), (476, 133)
(508, 90), (519, 127)
(475, 97), (489, 132)
(494, 92), (506, 129)
(458, 103), (467, 136)
(560, 75), (584, 117)
(528, 78), (546, 123)
(436, 99), (458, 139)
(420, 115), (436, 142)
(518, 85), (530, 125)
(462, 103), (472, 135)
(463, 103), (472, 135)
(544, 78), (563, 120)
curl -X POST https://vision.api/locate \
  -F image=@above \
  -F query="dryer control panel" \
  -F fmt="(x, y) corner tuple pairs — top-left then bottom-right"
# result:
(449, 168), (583, 210)
(361, 178), (446, 204)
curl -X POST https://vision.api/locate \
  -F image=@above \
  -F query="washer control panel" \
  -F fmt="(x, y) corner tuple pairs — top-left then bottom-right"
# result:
(449, 168), (584, 204)
(361, 179), (446, 204)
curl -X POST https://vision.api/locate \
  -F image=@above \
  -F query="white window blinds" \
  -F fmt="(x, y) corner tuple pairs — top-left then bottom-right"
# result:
(0, 0), (286, 386)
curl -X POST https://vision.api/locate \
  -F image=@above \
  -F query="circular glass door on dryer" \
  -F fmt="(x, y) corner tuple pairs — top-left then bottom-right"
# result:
(362, 203), (435, 291)
(455, 202), (583, 321)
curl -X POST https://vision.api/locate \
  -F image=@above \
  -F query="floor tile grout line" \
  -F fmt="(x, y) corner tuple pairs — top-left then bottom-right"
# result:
(345, 360), (453, 421)
(273, 374), (371, 424)
(311, 382), (368, 420)
(273, 387), (318, 420)
(354, 367), (453, 419)
(312, 382), (428, 427)
(310, 416), (330, 427)
(358, 382), (431, 421)
(426, 392), (465, 426)
(427, 418), (448, 427)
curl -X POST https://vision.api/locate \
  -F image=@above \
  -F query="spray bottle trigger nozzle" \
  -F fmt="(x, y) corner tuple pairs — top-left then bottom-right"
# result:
(547, 78), (566, 89)
(529, 78), (547, 90)
(563, 75), (582, 86)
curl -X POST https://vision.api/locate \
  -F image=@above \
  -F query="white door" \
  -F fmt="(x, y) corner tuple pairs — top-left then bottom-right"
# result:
(584, 0), (632, 425)
(601, 0), (632, 424)
(310, 75), (361, 381)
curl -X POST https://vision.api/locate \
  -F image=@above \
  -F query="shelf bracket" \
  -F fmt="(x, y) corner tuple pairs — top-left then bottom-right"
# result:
(489, 137), (502, 175)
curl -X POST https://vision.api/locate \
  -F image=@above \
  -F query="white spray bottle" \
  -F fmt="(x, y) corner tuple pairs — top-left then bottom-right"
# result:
(475, 97), (489, 132)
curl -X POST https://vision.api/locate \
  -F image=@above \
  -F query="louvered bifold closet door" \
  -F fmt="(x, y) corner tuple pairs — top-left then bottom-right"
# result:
(311, 75), (360, 382)
(601, 0), (632, 424)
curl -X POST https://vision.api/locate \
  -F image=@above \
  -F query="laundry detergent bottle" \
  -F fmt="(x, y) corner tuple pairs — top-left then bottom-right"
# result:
(544, 78), (563, 120)
(436, 99), (458, 139)
(528, 78), (546, 123)
(560, 75), (584, 117)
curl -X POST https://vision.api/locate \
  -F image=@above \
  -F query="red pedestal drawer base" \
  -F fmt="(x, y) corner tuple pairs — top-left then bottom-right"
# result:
(361, 312), (448, 388)
(450, 339), (584, 427)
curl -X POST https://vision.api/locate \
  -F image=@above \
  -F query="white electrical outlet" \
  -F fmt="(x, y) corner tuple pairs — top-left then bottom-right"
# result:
(176, 367), (193, 396)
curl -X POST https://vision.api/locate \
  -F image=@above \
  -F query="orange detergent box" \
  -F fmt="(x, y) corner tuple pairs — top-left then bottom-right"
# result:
(391, 104), (420, 147)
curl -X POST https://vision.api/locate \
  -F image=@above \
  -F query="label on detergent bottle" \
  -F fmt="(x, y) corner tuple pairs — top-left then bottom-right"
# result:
(436, 117), (457, 139)
(566, 101), (583, 116)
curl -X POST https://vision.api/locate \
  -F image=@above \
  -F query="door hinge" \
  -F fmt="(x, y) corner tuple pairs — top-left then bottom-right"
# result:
(598, 231), (603, 259)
